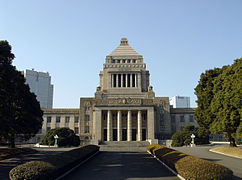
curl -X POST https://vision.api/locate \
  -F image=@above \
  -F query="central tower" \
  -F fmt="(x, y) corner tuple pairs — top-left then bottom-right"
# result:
(95, 38), (154, 99)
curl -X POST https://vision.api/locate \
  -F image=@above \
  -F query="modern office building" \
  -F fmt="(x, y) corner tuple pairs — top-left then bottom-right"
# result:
(170, 96), (190, 108)
(23, 69), (53, 109)
(39, 38), (196, 144)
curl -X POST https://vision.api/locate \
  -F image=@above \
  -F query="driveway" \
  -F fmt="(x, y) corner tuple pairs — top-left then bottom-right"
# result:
(63, 151), (179, 180)
(173, 146), (242, 180)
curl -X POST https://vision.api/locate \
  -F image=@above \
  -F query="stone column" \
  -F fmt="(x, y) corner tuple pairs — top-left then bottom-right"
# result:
(147, 108), (155, 140)
(107, 110), (112, 141)
(121, 74), (123, 87)
(117, 110), (122, 141)
(138, 73), (141, 89)
(93, 109), (102, 143)
(135, 74), (137, 87)
(131, 74), (133, 88)
(127, 110), (132, 141)
(125, 74), (128, 87)
(137, 110), (142, 141)
(116, 74), (118, 88)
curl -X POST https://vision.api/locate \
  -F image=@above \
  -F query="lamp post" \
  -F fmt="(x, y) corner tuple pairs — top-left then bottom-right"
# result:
(54, 135), (59, 147)
(191, 134), (195, 147)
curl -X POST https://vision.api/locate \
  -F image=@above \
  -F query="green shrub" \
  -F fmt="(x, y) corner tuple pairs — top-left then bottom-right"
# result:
(171, 125), (209, 147)
(9, 161), (55, 180)
(40, 127), (80, 147)
(9, 145), (99, 180)
(147, 144), (233, 180)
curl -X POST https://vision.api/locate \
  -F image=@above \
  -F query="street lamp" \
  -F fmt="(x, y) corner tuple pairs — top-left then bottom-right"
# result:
(191, 134), (195, 147)
(54, 135), (59, 147)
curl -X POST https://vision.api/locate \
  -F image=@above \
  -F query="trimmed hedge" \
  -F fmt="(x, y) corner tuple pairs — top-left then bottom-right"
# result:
(147, 144), (233, 180)
(9, 145), (99, 180)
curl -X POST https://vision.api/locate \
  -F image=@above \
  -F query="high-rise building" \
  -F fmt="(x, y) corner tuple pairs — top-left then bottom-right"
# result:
(170, 96), (190, 108)
(23, 69), (53, 108)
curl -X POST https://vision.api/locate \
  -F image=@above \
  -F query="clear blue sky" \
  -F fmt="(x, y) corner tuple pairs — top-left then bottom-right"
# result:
(1, 0), (242, 108)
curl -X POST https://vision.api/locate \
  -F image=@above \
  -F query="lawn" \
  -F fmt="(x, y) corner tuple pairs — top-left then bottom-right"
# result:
(210, 146), (242, 158)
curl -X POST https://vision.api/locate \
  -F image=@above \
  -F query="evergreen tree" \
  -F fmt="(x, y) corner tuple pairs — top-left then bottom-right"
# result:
(0, 41), (43, 148)
(194, 68), (221, 144)
(195, 58), (241, 147)
(210, 59), (241, 146)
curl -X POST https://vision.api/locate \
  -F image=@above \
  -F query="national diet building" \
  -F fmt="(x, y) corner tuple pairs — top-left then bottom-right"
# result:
(41, 38), (196, 144)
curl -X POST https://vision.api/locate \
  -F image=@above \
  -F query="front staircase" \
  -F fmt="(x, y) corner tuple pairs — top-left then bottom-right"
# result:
(98, 141), (150, 152)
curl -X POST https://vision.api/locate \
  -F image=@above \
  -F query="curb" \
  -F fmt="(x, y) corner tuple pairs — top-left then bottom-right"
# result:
(56, 151), (100, 180)
(209, 149), (242, 159)
(147, 151), (185, 180)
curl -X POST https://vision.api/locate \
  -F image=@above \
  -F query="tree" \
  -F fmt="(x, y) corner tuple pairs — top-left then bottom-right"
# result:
(210, 59), (241, 147)
(40, 128), (80, 147)
(195, 58), (242, 147)
(194, 68), (222, 144)
(0, 40), (43, 148)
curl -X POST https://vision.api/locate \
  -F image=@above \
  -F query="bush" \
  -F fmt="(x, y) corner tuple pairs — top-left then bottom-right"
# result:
(9, 161), (55, 180)
(147, 144), (233, 180)
(171, 125), (209, 147)
(9, 145), (99, 180)
(40, 128), (80, 147)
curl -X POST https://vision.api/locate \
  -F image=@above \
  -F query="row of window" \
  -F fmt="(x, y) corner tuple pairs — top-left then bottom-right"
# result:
(47, 116), (79, 123)
(171, 115), (194, 123)
(111, 59), (137, 64)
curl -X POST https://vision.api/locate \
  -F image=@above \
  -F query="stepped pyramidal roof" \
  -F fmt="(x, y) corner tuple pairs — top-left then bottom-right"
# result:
(109, 38), (140, 56)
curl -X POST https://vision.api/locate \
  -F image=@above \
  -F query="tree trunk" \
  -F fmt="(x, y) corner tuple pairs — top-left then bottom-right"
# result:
(228, 133), (237, 147)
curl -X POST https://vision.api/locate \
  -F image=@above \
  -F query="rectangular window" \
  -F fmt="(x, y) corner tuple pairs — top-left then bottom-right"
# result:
(189, 115), (194, 122)
(65, 116), (70, 123)
(85, 115), (90, 122)
(180, 115), (185, 122)
(85, 106), (90, 111)
(171, 115), (175, 123)
(171, 125), (176, 133)
(84, 126), (90, 133)
(47, 116), (51, 123)
(47, 127), (51, 132)
(74, 127), (79, 134)
(56, 116), (61, 123)
(74, 116), (79, 123)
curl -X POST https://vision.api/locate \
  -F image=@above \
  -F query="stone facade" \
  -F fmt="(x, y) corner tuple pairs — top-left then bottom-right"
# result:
(39, 38), (196, 143)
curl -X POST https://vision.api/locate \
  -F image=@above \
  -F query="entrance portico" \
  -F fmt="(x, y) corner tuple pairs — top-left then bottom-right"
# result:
(93, 106), (155, 143)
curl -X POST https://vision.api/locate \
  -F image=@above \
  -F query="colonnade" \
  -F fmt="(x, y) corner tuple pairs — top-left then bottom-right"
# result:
(111, 73), (138, 88)
(106, 110), (144, 141)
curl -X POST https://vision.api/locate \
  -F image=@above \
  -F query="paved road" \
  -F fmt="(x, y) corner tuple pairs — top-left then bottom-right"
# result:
(173, 146), (242, 180)
(64, 151), (179, 180)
